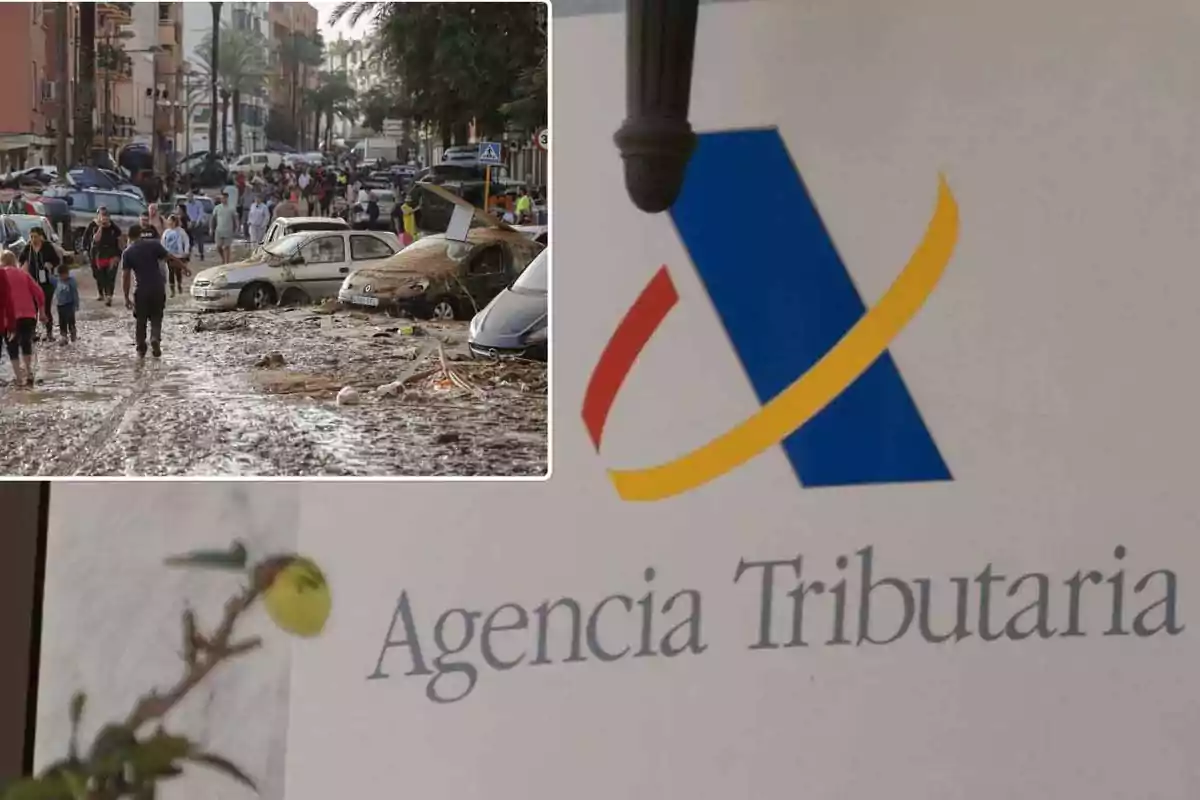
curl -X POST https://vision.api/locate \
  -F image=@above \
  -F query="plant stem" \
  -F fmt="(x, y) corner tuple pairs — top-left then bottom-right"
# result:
(124, 585), (263, 731)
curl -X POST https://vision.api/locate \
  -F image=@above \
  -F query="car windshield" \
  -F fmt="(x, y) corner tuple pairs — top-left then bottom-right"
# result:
(263, 233), (310, 256)
(11, 217), (52, 240)
(513, 249), (548, 293)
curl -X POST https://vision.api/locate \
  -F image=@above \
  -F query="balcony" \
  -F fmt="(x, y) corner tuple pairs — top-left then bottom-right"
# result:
(98, 3), (134, 25)
(158, 21), (176, 48)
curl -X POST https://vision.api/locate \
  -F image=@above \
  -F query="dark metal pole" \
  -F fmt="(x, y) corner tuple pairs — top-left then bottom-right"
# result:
(613, 0), (700, 213)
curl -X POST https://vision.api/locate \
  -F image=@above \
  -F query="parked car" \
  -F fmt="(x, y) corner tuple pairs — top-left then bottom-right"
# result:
(191, 229), (401, 311)
(258, 216), (350, 252)
(467, 246), (548, 361)
(60, 189), (147, 250)
(171, 194), (214, 230)
(408, 162), (524, 232)
(230, 152), (284, 174)
(338, 228), (543, 320)
(514, 225), (548, 246)
(0, 215), (28, 257)
(8, 215), (72, 264)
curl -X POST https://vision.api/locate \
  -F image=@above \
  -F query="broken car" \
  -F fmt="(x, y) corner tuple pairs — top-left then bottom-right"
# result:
(338, 228), (543, 320)
(468, 246), (548, 361)
(191, 229), (401, 310)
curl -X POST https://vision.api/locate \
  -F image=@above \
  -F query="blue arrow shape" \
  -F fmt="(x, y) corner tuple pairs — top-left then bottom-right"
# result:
(668, 128), (952, 488)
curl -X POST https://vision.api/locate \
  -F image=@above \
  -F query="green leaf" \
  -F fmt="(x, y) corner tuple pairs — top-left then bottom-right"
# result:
(188, 752), (257, 791)
(1, 775), (75, 800)
(126, 731), (193, 778)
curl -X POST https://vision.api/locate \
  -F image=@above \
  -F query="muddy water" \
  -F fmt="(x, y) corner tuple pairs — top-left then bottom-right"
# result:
(0, 269), (548, 477)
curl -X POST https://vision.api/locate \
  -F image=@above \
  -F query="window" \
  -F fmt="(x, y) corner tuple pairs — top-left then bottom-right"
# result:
(158, 3), (171, 22)
(300, 236), (345, 264)
(117, 195), (146, 217)
(468, 245), (505, 276)
(512, 249), (548, 293)
(350, 235), (394, 261)
(3, 218), (20, 245)
(69, 193), (95, 213)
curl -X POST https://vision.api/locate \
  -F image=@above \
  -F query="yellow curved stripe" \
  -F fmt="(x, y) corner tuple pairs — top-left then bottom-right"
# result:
(609, 176), (959, 502)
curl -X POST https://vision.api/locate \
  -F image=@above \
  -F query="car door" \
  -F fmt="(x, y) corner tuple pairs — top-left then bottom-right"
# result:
(462, 243), (511, 311)
(294, 234), (349, 298)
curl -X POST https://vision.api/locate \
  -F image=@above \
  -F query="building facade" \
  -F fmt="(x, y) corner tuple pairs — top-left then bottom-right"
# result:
(0, 3), (54, 170)
(181, 0), (271, 156)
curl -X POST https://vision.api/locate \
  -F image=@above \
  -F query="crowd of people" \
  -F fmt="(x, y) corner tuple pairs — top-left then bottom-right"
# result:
(0, 207), (193, 386)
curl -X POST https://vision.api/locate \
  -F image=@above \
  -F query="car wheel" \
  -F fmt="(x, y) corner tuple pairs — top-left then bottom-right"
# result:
(429, 298), (456, 321)
(238, 283), (276, 310)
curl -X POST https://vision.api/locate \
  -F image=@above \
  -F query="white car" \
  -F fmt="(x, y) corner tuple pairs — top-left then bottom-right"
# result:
(260, 216), (349, 250)
(229, 152), (284, 175)
(191, 228), (401, 311)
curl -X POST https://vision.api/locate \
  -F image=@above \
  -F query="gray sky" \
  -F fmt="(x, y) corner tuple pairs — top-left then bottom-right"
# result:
(313, 1), (373, 38)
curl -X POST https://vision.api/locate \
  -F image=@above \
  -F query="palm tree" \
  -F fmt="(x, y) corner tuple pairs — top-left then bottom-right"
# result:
(277, 32), (325, 148)
(208, 2), (222, 160)
(309, 71), (357, 150)
(196, 26), (270, 156)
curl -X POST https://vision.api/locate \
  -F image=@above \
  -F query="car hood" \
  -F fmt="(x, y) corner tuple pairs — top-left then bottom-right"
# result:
(194, 252), (272, 282)
(342, 267), (433, 300)
(470, 288), (547, 348)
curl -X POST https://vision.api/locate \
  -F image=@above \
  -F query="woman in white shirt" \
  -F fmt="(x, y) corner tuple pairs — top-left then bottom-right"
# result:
(160, 215), (191, 297)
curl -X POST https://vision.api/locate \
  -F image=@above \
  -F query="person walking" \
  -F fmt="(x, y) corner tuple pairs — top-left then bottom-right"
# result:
(19, 226), (61, 340)
(185, 192), (207, 261)
(122, 228), (189, 359)
(146, 203), (166, 236)
(160, 215), (191, 297)
(272, 192), (299, 221)
(52, 262), (79, 345)
(83, 207), (124, 306)
(247, 196), (270, 246)
(0, 250), (45, 386)
(210, 192), (237, 265)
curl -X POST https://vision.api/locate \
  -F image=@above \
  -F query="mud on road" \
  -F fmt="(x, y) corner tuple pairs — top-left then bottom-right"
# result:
(0, 272), (548, 477)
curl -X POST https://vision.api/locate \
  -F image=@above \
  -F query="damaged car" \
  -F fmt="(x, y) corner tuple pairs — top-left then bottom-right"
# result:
(468, 246), (548, 361)
(191, 229), (400, 310)
(338, 228), (543, 320)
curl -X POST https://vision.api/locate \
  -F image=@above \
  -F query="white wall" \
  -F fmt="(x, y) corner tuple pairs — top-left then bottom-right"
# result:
(36, 485), (299, 800)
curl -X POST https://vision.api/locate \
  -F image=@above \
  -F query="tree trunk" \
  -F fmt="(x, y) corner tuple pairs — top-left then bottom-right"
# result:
(75, 3), (97, 163)
(232, 89), (243, 155)
(220, 92), (230, 156)
(313, 110), (322, 151)
(208, 2), (222, 161)
(451, 122), (469, 146)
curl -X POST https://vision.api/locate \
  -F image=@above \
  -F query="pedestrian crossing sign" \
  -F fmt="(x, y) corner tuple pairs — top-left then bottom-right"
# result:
(478, 141), (503, 165)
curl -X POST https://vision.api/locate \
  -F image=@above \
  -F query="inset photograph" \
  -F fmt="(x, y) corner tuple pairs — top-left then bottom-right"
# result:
(0, 0), (549, 477)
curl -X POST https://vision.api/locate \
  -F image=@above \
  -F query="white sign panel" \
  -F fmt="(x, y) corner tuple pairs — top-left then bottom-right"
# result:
(281, 0), (1200, 798)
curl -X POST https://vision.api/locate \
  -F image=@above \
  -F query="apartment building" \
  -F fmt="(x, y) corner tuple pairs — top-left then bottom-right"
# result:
(182, 0), (270, 154)
(0, 3), (54, 170)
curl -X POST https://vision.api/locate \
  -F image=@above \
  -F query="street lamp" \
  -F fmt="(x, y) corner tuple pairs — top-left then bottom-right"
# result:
(613, 0), (700, 213)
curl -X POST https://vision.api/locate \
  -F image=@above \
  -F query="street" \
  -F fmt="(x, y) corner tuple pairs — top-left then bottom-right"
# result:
(0, 266), (548, 477)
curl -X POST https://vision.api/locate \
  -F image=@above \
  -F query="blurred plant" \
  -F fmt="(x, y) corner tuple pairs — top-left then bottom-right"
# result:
(2, 542), (332, 800)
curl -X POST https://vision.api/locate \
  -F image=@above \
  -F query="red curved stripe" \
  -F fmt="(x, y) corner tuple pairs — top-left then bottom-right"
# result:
(582, 266), (679, 450)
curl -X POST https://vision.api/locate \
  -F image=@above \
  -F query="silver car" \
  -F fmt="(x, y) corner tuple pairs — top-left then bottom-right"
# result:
(63, 189), (146, 249)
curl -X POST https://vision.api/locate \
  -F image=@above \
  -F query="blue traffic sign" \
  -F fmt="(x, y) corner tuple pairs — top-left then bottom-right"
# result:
(478, 141), (503, 165)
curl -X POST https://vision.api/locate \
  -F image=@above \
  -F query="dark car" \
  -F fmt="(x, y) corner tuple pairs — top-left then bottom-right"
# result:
(409, 162), (524, 232)
(338, 228), (542, 320)
(467, 246), (548, 361)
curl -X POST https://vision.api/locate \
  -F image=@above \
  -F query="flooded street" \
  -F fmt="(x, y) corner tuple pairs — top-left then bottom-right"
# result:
(0, 267), (548, 477)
